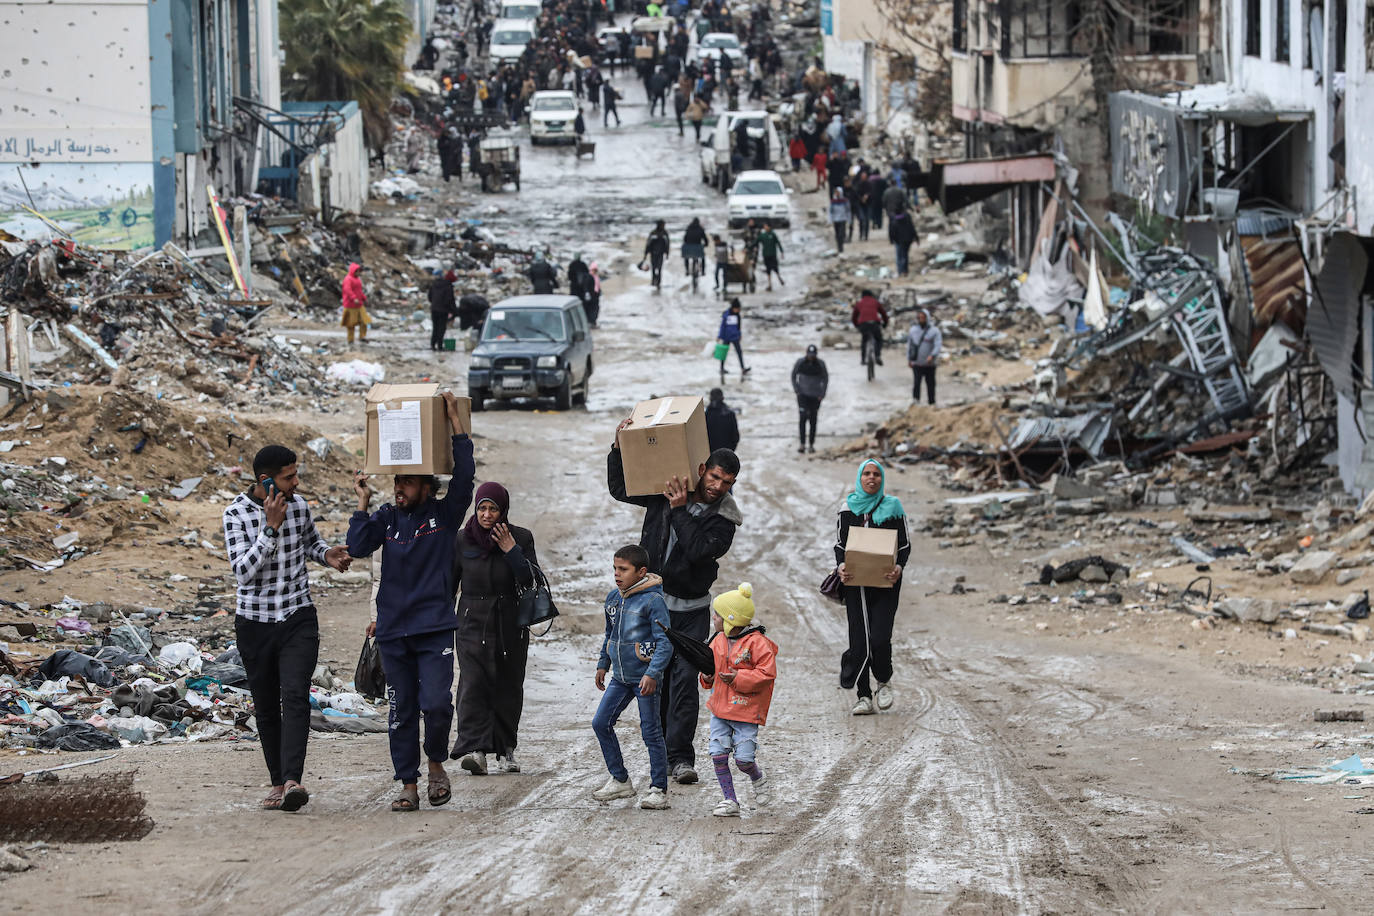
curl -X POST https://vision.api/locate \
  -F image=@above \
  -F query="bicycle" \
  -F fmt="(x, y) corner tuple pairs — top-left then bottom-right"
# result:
(858, 321), (882, 382)
(682, 243), (706, 292)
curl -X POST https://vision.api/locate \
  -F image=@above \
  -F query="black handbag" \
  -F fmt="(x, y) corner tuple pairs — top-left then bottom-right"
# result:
(819, 568), (844, 603)
(515, 563), (559, 634)
(354, 637), (387, 698)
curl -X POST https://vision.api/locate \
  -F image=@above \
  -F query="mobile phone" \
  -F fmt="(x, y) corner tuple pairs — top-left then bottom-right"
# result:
(260, 476), (278, 498)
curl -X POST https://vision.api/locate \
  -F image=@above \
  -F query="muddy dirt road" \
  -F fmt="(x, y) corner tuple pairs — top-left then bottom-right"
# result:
(5, 70), (1369, 916)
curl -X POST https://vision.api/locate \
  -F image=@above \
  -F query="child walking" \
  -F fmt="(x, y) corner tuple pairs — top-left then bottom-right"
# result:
(592, 545), (674, 810)
(700, 583), (778, 817)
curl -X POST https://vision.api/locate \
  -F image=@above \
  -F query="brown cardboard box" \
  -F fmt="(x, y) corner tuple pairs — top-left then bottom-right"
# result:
(634, 45), (654, 59)
(616, 396), (711, 496)
(363, 383), (468, 475)
(844, 527), (898, 588)
(578, 55), (593, 68)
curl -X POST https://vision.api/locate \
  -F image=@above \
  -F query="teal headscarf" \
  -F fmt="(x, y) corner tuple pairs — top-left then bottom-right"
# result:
(846, 459), (905, 525)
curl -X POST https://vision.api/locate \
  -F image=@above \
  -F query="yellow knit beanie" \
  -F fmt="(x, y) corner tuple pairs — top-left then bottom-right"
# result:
(712, 582), (755, 629)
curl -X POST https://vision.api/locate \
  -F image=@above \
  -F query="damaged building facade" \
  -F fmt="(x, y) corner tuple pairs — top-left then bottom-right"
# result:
(949, 0), (1213, 214)
(0, 0), (365, 251)
(1109, 0), (1374, 496)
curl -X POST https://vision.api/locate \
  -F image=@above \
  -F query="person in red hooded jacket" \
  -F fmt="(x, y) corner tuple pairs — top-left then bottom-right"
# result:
(341, 263), (372, 344)
(850, 289), (888, 365)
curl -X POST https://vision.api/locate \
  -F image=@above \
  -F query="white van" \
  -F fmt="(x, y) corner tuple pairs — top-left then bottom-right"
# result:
(498, 0), (540, 20)
(698, 110), (785, 191)
(490, 18), (536, 62)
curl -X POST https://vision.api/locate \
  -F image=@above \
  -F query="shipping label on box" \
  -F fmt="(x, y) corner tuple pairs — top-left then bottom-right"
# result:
(844, 526), (898, 589)
(617, 395), (711, 496)
(363, 383), (467, 475)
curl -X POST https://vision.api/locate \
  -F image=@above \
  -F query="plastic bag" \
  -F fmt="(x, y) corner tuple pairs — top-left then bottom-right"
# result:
(38, 649), (117, 688)
(353, 637), (386, 699)
(158, 642), (203, 673)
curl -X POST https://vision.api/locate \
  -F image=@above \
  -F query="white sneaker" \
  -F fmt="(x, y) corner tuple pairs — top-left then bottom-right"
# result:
(592, 776), (636, 801)
(712, 798), (741, 817)
(495, 753), (520, 773)
(874, 682), (894, 711)
(459, 752), (488, 775)
(749, 772), (771, 807)
(638, 786), (670, 810)
(852, 696), (876, 716)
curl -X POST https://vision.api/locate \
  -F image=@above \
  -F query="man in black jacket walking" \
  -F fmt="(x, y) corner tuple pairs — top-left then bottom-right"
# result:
(608, 428), (742, 785)
(428, 270), (458, 351)
(791, 344), (829, 453)
(527, 255), (559, 294)
(704, 387), (740, 452)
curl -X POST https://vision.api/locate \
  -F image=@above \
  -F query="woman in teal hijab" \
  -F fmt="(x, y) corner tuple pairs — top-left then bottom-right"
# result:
(833, 459), (911, 716)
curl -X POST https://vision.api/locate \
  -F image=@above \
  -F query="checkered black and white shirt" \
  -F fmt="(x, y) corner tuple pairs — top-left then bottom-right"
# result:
(223, 490), (330, 623)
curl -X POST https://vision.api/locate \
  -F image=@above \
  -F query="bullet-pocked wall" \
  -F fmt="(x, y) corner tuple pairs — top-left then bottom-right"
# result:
(0, 0), (171, 249)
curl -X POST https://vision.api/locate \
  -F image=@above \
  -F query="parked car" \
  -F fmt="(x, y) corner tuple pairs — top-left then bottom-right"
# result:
(698, 110), (784, 191)
(726, 169), (791, 228)
(490, 18), (536, 63)
(467, 295), (593, 411)
(527, 90), (579, 145)
(697, 32), (745, 67)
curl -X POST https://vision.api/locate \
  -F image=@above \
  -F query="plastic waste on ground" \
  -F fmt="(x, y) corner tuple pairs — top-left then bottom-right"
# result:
(325, 359), (386, 385)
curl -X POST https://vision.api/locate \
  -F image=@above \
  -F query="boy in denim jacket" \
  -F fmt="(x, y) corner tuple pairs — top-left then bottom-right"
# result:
(592, 545), (674, 810)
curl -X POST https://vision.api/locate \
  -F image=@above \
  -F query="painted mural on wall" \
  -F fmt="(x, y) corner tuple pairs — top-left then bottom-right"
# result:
(0, 162), (156, 250)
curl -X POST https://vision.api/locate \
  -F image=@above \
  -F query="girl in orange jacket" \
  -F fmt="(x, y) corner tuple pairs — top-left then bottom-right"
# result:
(699, 583), (778, 817)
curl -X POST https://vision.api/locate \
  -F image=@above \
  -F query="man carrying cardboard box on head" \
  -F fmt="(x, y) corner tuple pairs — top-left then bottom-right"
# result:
(608, 397), (743, 786)
(348, 390), (474, 813)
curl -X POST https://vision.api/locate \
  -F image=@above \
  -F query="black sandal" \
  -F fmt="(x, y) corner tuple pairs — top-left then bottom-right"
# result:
(428, 772), (452, 807)
(280, 783), (310, 812)
(392, 786), (420, 812)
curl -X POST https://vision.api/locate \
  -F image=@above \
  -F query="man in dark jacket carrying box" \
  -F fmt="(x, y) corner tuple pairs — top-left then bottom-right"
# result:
(608, 424), (743, 785)
(347, 392), (475, 812)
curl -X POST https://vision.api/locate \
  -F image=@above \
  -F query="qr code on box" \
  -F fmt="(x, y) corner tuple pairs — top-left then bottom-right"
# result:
(388, 441), (413, 462)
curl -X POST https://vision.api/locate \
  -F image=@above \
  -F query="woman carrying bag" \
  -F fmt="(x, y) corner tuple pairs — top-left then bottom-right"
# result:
(834, 459), (910, 716)
(450, 482), (538, 776)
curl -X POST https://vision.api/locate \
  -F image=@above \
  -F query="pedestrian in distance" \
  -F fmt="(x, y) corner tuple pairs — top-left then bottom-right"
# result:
(682, 217), (709, 281)
(835, 459), (911, 716)
(674, 84), (690, 136)
(428, 270), (458, 351)
(705, 387), (740, 452)
(755, 224), (784, 291)
(712, 234), (731, 292)
(686, 94), (709, 141)
(641, 220), (671, 290)
(791, 344), (828, 453)
(449, 482), (540, 776)
(907, 308), (942, 404)
(591, 545), (674, 810)
(603, 81), (622, 127)
(567, 253), (591, 310)
(889, 211), (917, 277)
(340, 262), (371, 344)
(829, 188), (850, 253)
(585, 262), (603, 327)
(812, 149), (828, 192)
(527, 253), (559, 294)
(574, 106), (587, 143)
(717, 298), (750, 375)
(851, 289), (889, 365)
(223, 445), (353, 812)
(700, 583), (777, 817)
(346, 394), (475, 812)
(788, 134), (807, 172)
(607, 433), (744, 787)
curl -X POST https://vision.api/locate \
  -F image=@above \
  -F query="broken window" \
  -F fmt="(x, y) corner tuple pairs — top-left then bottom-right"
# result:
(1276, 0), (1291, 61)
(1246, 0), (1262, 55)
(954, 0), (968, 51)
(998, 0), (1084, 57)
(1113, 0), (1200, 54)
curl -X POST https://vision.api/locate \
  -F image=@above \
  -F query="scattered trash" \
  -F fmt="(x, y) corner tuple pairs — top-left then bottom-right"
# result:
(326, 359), (386, 385)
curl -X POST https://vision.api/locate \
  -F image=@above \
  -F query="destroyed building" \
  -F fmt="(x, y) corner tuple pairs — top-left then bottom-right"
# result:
(0, 0), (367, 250)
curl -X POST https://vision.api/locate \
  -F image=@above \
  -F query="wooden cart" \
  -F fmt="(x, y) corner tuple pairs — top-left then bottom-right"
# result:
(719, 250), (755, 295)
(576, 139), (596, 158)
(476, 137), (520, 192)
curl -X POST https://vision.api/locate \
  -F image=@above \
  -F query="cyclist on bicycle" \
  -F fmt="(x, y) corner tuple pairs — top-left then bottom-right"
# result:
(682, 217), (708, 280)
(850, 289), (889, 366)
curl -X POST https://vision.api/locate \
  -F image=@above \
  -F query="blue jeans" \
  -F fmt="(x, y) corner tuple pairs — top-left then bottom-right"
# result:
(592, 677), (668, 789)
(708, 715), (759, 763)
(895, 242), (912, 275)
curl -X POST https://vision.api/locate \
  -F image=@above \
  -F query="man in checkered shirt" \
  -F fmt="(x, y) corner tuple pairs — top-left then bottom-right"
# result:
(224, 444), (351, 812)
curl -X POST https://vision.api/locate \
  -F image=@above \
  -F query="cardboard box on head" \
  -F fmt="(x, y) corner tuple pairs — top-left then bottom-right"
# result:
(617, 396), (711, 496)
(363, 383), (469, 476)
(844, 527), (898, 588)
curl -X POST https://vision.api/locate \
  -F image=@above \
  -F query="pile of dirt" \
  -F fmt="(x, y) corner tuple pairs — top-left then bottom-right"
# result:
(833, 400), (1014, 456)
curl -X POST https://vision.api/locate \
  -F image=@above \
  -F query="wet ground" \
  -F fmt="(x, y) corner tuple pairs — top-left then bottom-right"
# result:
(4, 45), (1372, 916)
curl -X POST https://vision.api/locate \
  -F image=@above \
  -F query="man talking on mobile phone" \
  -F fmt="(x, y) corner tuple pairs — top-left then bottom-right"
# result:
(223, 444), (352, 812)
